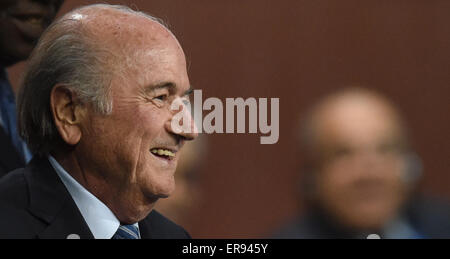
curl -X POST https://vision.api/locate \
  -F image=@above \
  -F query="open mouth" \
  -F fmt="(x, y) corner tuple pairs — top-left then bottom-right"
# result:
(150, 148), (176, 161)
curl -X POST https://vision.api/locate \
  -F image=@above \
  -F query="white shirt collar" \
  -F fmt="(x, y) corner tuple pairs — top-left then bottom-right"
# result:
(48, 155), (140, 239)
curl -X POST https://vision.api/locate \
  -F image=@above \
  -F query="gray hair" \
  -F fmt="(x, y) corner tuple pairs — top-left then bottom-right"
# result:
(17, 4), (168, 156)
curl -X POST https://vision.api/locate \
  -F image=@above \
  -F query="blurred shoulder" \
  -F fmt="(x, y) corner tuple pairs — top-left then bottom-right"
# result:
(270, 216), (320, 239)
(407, 195), (450, 238)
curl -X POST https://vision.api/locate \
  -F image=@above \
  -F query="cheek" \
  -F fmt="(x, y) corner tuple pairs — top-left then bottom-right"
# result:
(319, 163), (355, 193)
(137, 166), (176, 198)
(111, 104), (166, 145)
(316, 162), (371, 209)
(136, 106), (167, 137)
(0, 23), (32, 49)
(379, 158), (407, 182)
(134, 107), (176, 191)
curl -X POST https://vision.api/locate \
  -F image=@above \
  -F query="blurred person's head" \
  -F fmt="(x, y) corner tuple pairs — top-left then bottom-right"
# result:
(299, 87), (418, 233)
(155, 136), (206, 225)
(0, 0), (64, 67)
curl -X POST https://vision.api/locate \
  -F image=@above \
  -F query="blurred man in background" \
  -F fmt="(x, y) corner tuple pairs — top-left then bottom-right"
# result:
(274, 88), (450, 238)
(0, 0), (64, 177)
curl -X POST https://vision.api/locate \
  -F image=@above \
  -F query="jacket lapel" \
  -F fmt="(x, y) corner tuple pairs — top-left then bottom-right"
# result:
(24, 157), (94, 239)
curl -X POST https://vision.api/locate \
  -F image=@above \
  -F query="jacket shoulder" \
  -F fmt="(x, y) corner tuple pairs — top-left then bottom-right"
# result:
(0, 168), (42, 238)
(0, 168), (29, 207)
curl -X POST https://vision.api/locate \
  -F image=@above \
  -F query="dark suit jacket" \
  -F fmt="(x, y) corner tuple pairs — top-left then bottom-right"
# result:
(0, 126), (25, 178)
(0, 156), (191, 239)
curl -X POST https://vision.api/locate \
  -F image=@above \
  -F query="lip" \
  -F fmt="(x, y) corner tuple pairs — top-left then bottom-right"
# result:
(149, 147), (179, 163)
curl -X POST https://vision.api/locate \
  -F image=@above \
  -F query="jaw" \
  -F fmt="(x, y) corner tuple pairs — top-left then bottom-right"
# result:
(108, 195), (157, 224)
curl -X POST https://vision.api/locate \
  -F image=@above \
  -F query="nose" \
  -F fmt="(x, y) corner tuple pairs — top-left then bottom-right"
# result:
(166, 97), (198, 141)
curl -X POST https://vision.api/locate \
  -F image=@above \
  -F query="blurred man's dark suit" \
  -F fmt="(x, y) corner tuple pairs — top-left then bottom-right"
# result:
(0, 68), (26, 178)
(0, 127), (25, 178)
(0, 156), (191, 239)
(273, 199), (450, 239)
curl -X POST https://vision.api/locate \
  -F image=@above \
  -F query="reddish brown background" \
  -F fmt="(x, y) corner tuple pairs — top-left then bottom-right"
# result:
(8, 0), (450, 238)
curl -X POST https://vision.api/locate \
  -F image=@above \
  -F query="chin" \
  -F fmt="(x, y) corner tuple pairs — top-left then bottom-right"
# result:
(142, 176), (176, 201)
(341, 206), (395, 231)
(158, 181), (176, 198)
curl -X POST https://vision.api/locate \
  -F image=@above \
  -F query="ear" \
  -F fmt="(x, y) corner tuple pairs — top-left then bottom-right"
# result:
(50, 85), (86, 146)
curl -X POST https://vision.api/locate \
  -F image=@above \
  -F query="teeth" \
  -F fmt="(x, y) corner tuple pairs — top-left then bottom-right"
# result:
(151, 148), (175, 157)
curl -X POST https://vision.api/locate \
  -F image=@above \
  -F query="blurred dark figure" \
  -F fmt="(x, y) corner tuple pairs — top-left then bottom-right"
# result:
(274, 88), (450, 238)
(0, 0), (63, 177)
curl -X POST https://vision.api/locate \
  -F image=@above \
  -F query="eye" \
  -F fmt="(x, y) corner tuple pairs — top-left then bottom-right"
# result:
(153, 94), (168, 101)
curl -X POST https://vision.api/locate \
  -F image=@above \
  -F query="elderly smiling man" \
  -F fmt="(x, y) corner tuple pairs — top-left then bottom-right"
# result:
(0, 4), (197, 239)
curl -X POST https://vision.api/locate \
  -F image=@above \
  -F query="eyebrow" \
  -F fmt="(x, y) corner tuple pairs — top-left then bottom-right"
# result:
(184, 87), (194, 96)
(145, 82), (176, 92)
(144, 82), (193, 96)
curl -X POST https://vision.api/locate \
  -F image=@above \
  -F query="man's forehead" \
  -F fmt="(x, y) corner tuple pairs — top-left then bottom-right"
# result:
(65, 6), (175, 46)
(62, 5), (188, 89)
(312, 94), (404, 145)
